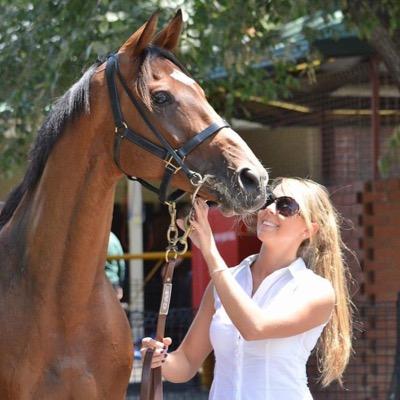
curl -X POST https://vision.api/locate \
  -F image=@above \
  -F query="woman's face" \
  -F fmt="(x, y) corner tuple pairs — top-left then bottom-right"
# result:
(256, 185), (310, 250)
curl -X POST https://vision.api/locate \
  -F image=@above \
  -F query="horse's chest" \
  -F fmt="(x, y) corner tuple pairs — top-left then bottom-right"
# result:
(0, 317), (132, 399)
(0, 346), (131, 399)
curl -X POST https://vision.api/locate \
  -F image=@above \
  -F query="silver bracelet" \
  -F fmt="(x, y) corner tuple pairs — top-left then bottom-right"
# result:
(210, 267), (228, 277)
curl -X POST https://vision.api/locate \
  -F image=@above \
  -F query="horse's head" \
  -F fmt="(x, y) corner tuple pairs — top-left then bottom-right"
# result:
(96, 11), (267, 214)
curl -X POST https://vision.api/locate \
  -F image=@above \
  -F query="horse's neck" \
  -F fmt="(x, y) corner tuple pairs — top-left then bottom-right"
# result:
(11, 119), (118, 303)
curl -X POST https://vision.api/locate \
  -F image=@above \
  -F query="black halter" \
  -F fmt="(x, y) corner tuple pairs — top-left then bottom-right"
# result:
(105, 53), (230, 203)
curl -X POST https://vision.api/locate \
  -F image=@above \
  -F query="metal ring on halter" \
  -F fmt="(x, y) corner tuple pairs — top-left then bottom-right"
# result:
(114, 121), (128, 134)
(190, 172), (203, 187)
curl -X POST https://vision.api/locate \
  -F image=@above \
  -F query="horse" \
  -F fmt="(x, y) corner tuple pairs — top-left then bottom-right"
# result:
(0, 10), (267, 399)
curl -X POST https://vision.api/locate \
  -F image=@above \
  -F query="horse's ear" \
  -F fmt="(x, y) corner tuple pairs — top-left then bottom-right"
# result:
(153, 9), (183, 51)
(119, 12), (159, 58)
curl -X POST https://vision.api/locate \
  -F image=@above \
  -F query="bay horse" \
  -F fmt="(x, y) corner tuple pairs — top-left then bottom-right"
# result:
(0, 10), (267, 399)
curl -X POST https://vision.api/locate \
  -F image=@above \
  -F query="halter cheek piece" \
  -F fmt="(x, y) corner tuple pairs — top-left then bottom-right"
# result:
(105, 53), (230, 203)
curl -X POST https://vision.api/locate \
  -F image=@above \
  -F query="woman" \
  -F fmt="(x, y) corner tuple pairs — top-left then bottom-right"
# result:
(141, 177), (353, 399)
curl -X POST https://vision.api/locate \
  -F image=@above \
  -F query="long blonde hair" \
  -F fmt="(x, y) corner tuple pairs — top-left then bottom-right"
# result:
(274, 177), (353, 387)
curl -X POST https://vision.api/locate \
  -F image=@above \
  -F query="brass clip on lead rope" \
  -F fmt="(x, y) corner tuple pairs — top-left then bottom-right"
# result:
(164, 173), (207, 261)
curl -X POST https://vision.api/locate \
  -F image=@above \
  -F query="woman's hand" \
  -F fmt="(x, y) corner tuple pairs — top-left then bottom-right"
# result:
(177, 199), (217, 257)
(140, 337), (172, 369)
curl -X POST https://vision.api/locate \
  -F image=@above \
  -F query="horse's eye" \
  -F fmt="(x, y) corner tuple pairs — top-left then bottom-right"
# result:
(152, 91), (172, 105)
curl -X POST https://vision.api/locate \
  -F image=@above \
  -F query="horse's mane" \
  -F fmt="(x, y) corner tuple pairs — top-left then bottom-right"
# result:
(0, 46), (187, 230)
(0, 61), (100, 229)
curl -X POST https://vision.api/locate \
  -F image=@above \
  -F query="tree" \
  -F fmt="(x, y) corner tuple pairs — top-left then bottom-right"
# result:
(341, 0), (400, 91)
(1, 0), (400, 176)
(0, 1), (159, 174)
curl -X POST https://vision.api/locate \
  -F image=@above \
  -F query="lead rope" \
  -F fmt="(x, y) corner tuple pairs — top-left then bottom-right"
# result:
(139, 175), (207, 400)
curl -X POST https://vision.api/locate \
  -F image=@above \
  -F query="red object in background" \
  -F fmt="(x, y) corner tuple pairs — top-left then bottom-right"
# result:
(191, 207), (260, 309)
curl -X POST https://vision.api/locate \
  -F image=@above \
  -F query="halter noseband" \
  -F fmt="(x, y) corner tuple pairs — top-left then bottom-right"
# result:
(105, 53), (230, 203)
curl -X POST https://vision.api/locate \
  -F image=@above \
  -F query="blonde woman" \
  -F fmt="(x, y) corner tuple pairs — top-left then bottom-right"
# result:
(141, 178), (353, 399)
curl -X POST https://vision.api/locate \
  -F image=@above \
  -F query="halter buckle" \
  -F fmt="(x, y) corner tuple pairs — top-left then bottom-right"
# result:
(164, 154), (182, 174)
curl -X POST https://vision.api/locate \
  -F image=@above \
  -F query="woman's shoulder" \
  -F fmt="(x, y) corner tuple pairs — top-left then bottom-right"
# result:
(288, 261), (336, 320)
(295, 259), (334, 297)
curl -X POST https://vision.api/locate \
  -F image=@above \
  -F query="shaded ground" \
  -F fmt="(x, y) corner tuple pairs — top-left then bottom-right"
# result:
(126, 381), (208, 399)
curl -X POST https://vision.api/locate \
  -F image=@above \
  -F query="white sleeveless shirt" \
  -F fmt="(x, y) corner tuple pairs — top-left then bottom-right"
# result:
(209, 255), (330, 400)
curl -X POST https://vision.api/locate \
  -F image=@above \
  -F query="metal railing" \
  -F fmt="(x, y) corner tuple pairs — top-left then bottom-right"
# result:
(107, 251), (192, 261)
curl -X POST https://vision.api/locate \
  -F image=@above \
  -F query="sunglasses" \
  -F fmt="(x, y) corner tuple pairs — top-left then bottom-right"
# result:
(261, 193), (300, 217)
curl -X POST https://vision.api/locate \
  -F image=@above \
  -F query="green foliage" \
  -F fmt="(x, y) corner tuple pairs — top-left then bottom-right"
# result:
(339, 0), (400, 37)
(0, 0), (321, 175)
(4, 0), (400, 176)
(180, 0), (306, 119)
(0, 0), (160, 174)
(379, 126), (400, 178)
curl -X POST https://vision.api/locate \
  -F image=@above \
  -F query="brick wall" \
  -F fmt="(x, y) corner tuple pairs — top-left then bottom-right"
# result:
(323, 125), (398, 187)
(311, 178), (400, 399)
(309, 182), (366, 398)
(361, 178), (400, 399)
(331, 126), (374, 185)
(329, 181), (365, 299)
(363, 179), (400, 302)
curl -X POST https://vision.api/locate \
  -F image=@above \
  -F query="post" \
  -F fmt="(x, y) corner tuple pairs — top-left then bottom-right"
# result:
(369, 57), (380, 180)
(127, 181), (144, 312)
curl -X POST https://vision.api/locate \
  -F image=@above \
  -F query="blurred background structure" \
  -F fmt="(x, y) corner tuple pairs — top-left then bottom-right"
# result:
(1, 1), (400, 399)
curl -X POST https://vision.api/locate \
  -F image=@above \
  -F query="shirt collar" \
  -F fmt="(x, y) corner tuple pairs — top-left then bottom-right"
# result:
(287, 257), (307, 277)
(241, 254), (307, 278)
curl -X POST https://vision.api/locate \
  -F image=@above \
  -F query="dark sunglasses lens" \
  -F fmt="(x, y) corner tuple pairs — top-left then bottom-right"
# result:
(276, 197), (300, 217)
(262, 194), (276, 209)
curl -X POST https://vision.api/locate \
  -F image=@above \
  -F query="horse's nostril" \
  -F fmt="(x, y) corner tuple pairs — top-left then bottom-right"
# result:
(237, 168), (260, 193)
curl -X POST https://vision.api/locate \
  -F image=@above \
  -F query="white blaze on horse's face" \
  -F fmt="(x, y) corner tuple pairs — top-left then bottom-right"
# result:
(170, 69), (196, 86)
